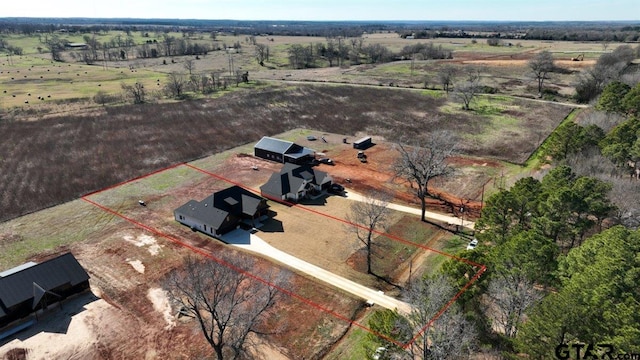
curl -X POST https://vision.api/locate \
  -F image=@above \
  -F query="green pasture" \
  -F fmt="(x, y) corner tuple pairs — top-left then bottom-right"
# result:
(2, 31), (215, 55)
(440, 95), (525, 143)
(0, 54), (169, 108)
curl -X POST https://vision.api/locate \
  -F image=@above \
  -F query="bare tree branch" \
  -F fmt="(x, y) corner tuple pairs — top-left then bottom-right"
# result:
(528, 50), (555, 96)
(165, 256), (289, 360)
(346, 190), (392, 275)
(453, 67), (482, 110)
(486, 276), (542, 338)
(393, 130), (458, 222)
(402, 274), (477, 359)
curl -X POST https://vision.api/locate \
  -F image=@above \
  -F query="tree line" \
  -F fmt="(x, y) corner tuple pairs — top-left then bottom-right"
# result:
(285, 39), (451, 69)
(3, 19), (640, 42)
(398, 23), (640, 42)
(364, 162), (639, 358)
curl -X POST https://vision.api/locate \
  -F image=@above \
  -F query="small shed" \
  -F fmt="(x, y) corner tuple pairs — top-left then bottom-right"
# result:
(353, 136), (372, 150)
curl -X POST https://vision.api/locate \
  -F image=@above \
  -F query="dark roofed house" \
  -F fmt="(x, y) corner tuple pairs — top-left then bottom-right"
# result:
(260, 163), (333, 202)
(174, 185), (270, 237)
(0, 253), (90, 328)
(254, 136), (315, 164)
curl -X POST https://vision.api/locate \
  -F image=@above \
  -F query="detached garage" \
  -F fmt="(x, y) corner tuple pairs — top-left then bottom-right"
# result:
(254, 136), (315, 164)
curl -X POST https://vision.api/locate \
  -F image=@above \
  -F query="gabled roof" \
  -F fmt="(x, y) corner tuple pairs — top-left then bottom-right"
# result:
(0, 253), (89, 310)
(254, 137), (315, 159)
(260, 164), (330, 198)
(175, 197), (229, 231)
(260, 173), (292, 200)
(175, 186), (267, 231)
(255, 137), (296, 155)
(282, 163), (330, 185)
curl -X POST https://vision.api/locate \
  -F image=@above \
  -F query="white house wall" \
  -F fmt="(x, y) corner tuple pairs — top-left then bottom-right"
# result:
(175, 212), (216, 236)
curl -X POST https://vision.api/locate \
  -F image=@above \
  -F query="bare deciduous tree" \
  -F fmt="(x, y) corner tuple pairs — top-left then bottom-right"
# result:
(121, 81), (145, 104)
(189, 74), (202, 93)
(255, 43), (269, 66)
(346, 191), (391, 275)
(165, 72), (186, 99)
(45, 34), (64, 62)
(486, 276), (541, 338)
(403, 274), (477, 359)
(528, 50), (555, 96)
(437, 65), (457, 94)
(393, 130), (458, 222)
(453, 68), (482, 110)
(565, 149), (640, 230)
(165, 256), (288, 360)
(184, 58), (195, 75)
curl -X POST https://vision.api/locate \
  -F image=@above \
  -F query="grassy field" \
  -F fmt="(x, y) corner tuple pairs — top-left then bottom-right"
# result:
(0, 83), (573, 223)
(1, 31), (622, 113)
(0, 31), (598, 358)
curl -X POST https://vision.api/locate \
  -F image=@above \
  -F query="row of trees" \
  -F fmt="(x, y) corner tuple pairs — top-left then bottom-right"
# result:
(541, 78), (640, 228)
(120, 69), (248, 105)
(360, 151), (630, 358)
(286, 40), (451, 69)
(438, 165), (636, 357)
(416, 51), (640, 355)
(516, 44), (640, 106)
(399, 25), (640, 43)
(37, 31), (230, 64)
(575, 45), (640, 103)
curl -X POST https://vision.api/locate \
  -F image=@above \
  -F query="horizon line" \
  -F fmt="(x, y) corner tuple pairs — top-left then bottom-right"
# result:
(1, 17), (639, 23)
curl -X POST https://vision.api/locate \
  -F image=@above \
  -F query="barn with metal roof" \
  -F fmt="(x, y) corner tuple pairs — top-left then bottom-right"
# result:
(0, 253), (90, 328)
(254, 136), (315, 164)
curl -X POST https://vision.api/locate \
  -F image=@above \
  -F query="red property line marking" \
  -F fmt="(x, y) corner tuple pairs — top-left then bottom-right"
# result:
(80, 195), (379, 337)
(183, 163), (487, 347)
(183, 163), (483, 268)
(405, 264), (487, 348)
(84, 162), (185, 197)
(82, 162), (486, 348)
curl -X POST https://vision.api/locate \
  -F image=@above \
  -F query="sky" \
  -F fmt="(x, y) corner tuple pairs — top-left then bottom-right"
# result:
(3, 0), (640, 21)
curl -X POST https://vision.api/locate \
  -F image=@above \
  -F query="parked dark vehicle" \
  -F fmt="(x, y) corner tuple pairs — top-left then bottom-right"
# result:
(318, 158), (334, 165)
(328, 183), (344, 194)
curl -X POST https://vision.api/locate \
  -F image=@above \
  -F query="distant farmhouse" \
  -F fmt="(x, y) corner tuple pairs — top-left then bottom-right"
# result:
(254, 136), (315, 164)
(0, 253), (90, 329)
(260, 163), (333, 202)
(174, 185), (270, 237)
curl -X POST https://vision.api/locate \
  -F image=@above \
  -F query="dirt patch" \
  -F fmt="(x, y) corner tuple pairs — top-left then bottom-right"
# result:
(147, 288), (176, 330)
(304, 139), (490, 217)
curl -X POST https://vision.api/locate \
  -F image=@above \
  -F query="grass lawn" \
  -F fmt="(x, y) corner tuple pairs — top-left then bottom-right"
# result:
(0, 199), (126, 269)
(323, 310), (382, 360)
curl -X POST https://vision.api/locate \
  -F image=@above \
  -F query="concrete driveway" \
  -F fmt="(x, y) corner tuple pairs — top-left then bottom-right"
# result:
(222, 229), (413, 315)
(344, 190), (476, 230)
